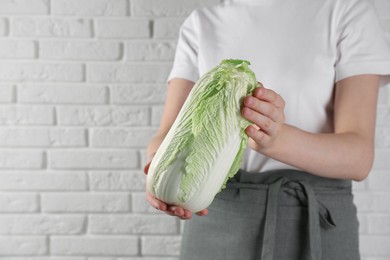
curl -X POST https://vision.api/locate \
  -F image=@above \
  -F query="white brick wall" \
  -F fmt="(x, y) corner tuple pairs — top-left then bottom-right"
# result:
(0, 0), (388, 259)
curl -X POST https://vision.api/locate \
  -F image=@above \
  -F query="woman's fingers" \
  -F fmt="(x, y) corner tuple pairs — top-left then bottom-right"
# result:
(243, 97), (279, 122)
(146, 189), (203, 220)
(241, 85), (286, 151)
(245, 124), (272, 146)
(196, 209), (209, 216)
(253, 86), (285, 109)
(146, 190), (167, 211)
(168, 206), (192, 219)
(242, 107), (276, 136)
(147, 192), (190, 218)
(242, 86), (285, 135)
(243, 90), (284, 123)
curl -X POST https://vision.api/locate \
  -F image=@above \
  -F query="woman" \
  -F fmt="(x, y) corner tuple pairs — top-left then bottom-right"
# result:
(144, 0), (390, 259)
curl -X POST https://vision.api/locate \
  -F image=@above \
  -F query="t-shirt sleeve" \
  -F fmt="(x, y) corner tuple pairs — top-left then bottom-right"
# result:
(167, 11), (199, 83)
(334, 0), (390, 87)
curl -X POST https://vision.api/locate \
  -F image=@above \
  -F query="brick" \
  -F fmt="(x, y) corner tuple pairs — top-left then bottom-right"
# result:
(0, 236), (47, 255)
(126, 41), (176, 61)
(89, 214), (178, 234)
(0, 193), (38, 212)
(90, 128), (156, 148)
(57, 106), (149, 126)
(88, 63), (171, 83)
(49, 150), (138, 169)
(0, 128), (86, 147)
(12, 17), (92, 38)
(18, 84), (107, 104)
(375, 127), (390, 148)
(96, 19), (150, 38)
(154, 18), (185, 39)
(368, 214), (390, 234)
(354, 192), (390, 212)
(42, 193), (130, 213)
(0, 105), (54, 125)
(373, 149), (390, 169)
(0, 150), (44, 169)
(0, 127), (49, 147)
(0, 40), (36, 59)
(0, 215), (85, 235)
(111, 85), (167, 104)
(40, 40), (121, 61)
(0, 0), (49, 14)
(52, 0), (127, 16)
(0, 18), (7, 36)
(142, 236), (181, 256)
(0, 171), (87, 191)
(367, 170), (390, 190)
(132, 0), (220, 16)
(152, 105), (164, 126)
(48, 128), (87, 147)
(89, 171), (145, 191)
(51, 236), (138, 256)
(0, 84), (14, 103)
(360, 235), (390, 256)
(0, 62), (84, 82)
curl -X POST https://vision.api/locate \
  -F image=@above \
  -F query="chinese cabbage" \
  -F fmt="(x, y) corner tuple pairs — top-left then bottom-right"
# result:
(147, 59), (258, 212)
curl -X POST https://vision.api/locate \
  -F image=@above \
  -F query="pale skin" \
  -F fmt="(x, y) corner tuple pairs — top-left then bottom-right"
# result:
(144, 75), (380, 220)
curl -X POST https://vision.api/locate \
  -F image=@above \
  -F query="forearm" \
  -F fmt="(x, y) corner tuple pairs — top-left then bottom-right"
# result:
(243, 75), (379, 181)
(264, 124), (374, 181)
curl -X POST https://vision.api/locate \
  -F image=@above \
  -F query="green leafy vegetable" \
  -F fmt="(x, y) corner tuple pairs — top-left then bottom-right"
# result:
(147, 59), (258, 212)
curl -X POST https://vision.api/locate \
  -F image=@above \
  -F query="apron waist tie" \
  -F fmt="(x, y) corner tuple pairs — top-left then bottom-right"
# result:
(228, 177), (337, 260)
(261, 177), (336, 260)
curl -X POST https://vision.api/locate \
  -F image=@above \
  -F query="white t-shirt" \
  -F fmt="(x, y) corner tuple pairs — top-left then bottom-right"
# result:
(168, 0), (390, 173)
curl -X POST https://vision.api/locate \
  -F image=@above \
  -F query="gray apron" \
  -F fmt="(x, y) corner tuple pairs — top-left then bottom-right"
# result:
(180, 169), (360, 260)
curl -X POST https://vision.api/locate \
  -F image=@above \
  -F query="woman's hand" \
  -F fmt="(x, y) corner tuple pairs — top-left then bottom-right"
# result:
(241, 83), (286, 154)
(143, 162), (208, 220)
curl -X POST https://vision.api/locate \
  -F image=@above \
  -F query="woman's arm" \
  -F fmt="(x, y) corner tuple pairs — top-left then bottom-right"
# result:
(242, 75), (380, 181)
(145, 78), (208, 219)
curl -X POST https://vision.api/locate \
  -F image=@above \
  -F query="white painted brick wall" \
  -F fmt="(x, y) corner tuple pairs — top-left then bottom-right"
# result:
(0, 0), (389, 259)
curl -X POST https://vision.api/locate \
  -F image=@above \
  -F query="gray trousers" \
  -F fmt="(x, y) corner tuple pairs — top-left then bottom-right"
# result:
(180, 169), (360, 260)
